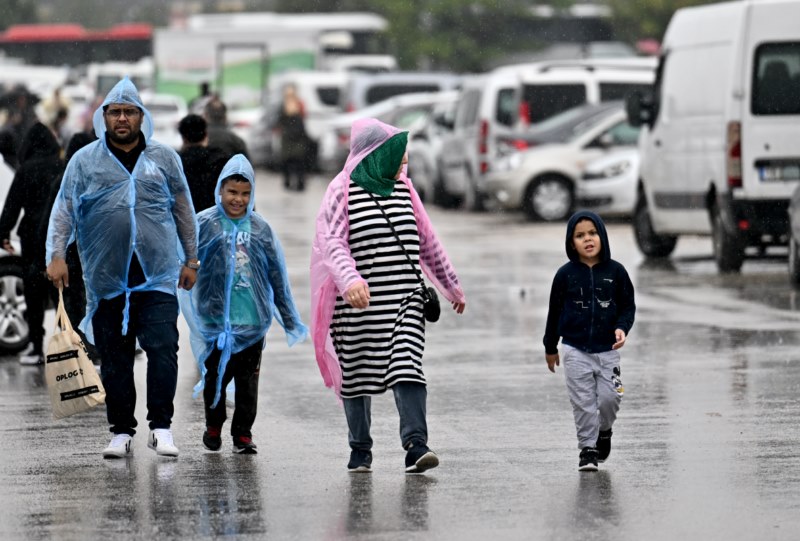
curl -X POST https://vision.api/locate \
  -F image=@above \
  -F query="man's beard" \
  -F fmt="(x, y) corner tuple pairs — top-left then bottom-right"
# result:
(108, 128), (140, 146)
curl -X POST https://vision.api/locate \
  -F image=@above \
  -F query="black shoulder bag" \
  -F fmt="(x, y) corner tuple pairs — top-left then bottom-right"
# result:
(367, 192), (441, 322)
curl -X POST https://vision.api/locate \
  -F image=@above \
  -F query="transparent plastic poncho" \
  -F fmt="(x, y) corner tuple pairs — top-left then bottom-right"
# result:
(179, 154), (308, 407)
(310, 118), (466, 397)
(45, 77), (198, 341)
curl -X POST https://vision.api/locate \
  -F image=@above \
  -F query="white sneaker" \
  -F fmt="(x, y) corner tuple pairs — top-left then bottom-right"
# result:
(19, 353), (44, 365)
(102, 434), (133, 459)
(148, 429), (179, 457)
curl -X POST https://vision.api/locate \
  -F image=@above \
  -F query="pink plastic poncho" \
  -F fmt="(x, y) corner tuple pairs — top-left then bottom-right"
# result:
(310, 118), (466, 397)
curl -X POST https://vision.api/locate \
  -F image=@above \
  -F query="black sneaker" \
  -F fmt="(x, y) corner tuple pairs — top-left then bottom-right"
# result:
(203, 426), (222, 451)
(347, 449), (373, 472)
(579, 447), (599, 472)
(232, 436), (258, 454)
(405, 442), (439, 474)
(596, 429), (613, 463)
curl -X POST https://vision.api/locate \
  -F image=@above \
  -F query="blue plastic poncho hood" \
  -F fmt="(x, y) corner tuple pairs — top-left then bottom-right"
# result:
(92, 76), (154, 142)
(46, 77), (198, 340)
(179, 154), (308, 407)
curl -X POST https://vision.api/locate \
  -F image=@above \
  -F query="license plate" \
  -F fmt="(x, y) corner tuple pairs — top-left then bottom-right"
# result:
(759, 164), (800, 181)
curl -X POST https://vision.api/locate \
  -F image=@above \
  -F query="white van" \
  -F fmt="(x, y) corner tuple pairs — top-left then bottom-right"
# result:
(627, 0), (800, 272)
(439, 58), (655, 210)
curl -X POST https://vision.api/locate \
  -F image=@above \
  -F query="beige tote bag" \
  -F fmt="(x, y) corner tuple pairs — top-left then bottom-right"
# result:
(45, 287), (105, 419)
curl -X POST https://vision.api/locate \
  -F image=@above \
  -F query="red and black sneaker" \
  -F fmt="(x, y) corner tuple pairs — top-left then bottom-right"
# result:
(202, 426), (222, 451)
(232, 435), (258, 455)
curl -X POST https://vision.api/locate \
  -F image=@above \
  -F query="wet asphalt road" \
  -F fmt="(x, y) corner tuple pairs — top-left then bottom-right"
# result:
(1, 171), (800, 540)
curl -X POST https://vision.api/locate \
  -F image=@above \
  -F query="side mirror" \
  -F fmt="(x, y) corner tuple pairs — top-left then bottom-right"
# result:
(625, 91), (653, 128)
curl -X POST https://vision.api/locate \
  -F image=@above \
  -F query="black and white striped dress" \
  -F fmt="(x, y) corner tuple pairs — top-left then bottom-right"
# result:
(331, 180), (426, 398)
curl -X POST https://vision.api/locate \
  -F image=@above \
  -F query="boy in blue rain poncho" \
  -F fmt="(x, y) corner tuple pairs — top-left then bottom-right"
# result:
(179, 154), (308, 454)
(46, 77), (199, 459)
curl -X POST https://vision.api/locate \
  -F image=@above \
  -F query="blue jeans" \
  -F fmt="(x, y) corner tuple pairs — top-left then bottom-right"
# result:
(343, 382), (428, 451)
(92, 291), (179, 436)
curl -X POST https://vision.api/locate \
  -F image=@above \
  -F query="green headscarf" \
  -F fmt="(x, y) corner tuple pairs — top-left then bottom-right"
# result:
(350, 131), (408, 196)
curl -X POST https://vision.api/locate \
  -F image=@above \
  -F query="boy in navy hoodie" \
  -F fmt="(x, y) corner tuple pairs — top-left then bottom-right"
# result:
(543, 211), (635, 471)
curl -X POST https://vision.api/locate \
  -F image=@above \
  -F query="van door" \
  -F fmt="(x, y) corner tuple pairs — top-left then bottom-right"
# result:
(742, 41), (800, 198)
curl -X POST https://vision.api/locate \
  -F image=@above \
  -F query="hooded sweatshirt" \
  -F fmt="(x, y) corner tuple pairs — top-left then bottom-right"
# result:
(178, 154), (308, 408)
(543, 210), (635, 355)
(45, 77), (198, 341)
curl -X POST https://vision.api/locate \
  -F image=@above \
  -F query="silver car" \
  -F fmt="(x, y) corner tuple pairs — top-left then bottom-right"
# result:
(0, 156), (28, 354)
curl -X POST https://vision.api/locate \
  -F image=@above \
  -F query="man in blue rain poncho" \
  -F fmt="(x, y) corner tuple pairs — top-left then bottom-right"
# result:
(46, 78), (199, 459)
(179, 154), (307, 454)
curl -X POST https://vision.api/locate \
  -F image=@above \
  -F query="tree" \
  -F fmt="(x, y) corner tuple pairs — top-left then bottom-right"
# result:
(606, 0), (717, 43)
(0, 0), (37, 30)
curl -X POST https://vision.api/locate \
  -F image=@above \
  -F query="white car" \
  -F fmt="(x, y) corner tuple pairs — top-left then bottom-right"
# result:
(0, 156), (28, 353)
(139, 91), (188, 151)
(577, 147), (639, 218)
(484, 106), (640, 221)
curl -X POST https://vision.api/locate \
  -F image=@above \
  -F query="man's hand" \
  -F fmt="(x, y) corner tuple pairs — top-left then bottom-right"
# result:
(46, 257), (69, 289)
(179, 266), (197, 290)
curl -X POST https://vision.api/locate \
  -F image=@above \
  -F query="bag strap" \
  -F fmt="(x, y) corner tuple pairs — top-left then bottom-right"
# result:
(367, 191), (426, 289)
(53, 286), (74, 334)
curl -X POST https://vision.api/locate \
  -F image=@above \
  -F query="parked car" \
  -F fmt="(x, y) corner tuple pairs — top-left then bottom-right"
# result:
(140, 91), (188, 151)
(627, 0), (800, 272)
(317, 90), (459, 173)
(787, 184), (800, 285)
(406, 97), (457, 202)
(439, 58), (655, 211)
(484, 103), (640, 221)
(339, 71), (462, 112)
(0, 155), (28, 354)
(578, 147), (639, 218)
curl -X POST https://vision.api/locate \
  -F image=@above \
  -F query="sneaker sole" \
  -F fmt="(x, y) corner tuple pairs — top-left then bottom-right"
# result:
(203, 444), (222, 452)
(405, 451), (439, 474)
(348, 465), (372, 473)
(232, 447), (257, 455)
(578, 464), (598, 472)
(148, 442), (179, 457)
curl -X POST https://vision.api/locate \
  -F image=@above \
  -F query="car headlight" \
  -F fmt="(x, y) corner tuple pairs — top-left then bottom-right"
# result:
(582, 159), (631, 180)
(494, 151), (523, 173)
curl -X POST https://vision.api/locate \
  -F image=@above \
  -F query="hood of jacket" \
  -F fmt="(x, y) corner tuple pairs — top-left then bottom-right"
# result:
(565, 210), (610, 263)
(18, 122), (60, 165)
(92, 77), (154, 143)
(342, 117), (408, 179)
(214, 153), (255, 219)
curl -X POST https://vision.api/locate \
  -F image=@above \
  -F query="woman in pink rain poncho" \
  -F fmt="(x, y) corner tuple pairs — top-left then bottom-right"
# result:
(311, 118), (466, 474)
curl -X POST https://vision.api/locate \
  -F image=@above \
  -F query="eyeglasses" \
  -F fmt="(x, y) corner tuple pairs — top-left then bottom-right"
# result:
(105, 107), (141, 119)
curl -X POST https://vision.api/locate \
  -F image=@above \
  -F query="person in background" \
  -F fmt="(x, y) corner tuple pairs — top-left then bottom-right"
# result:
(311, 118), (466, 474)
(276, 84), (309, 191)
(178, 114), (230, 213)
(179, 154), (307, 454)
(204, 97), (249, 159)
(543, 210), (636, 472)
(45, 77), (198, 459)
(0, 123), (64, 365)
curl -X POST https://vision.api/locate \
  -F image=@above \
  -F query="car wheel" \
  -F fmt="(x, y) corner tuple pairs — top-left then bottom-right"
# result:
(0, 261), (29, 354)
(711, 205), (744, 273)
(632, 194), (677, 258)
(789, 237), (800, 286)
(523, 175), (573, 221)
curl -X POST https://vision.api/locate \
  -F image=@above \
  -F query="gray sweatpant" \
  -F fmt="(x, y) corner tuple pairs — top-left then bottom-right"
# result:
(562, 344), (623, 449)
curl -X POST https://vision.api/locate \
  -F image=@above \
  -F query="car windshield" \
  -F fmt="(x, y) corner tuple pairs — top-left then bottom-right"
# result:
(523, 102), (621, 143)
(565, 108), (622, 143)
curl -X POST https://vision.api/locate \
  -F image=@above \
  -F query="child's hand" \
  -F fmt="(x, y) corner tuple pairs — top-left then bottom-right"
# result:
(612, 329), (626, 350)
(546, 353), (559, 373)
(451, 301), (465, 314)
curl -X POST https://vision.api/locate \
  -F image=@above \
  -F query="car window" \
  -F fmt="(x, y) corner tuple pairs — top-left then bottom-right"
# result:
(522, 84), (587, 123)
(316, 86), (341, 107)
(752, 42), (800, 115)
(599, 83), (653, 102)
(365, 84), (440, 105)
(495, 88), (516, 126)
(600, 121), (640, 146)
(390, 107), (431, 129)
(454, 89), (480, 129)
